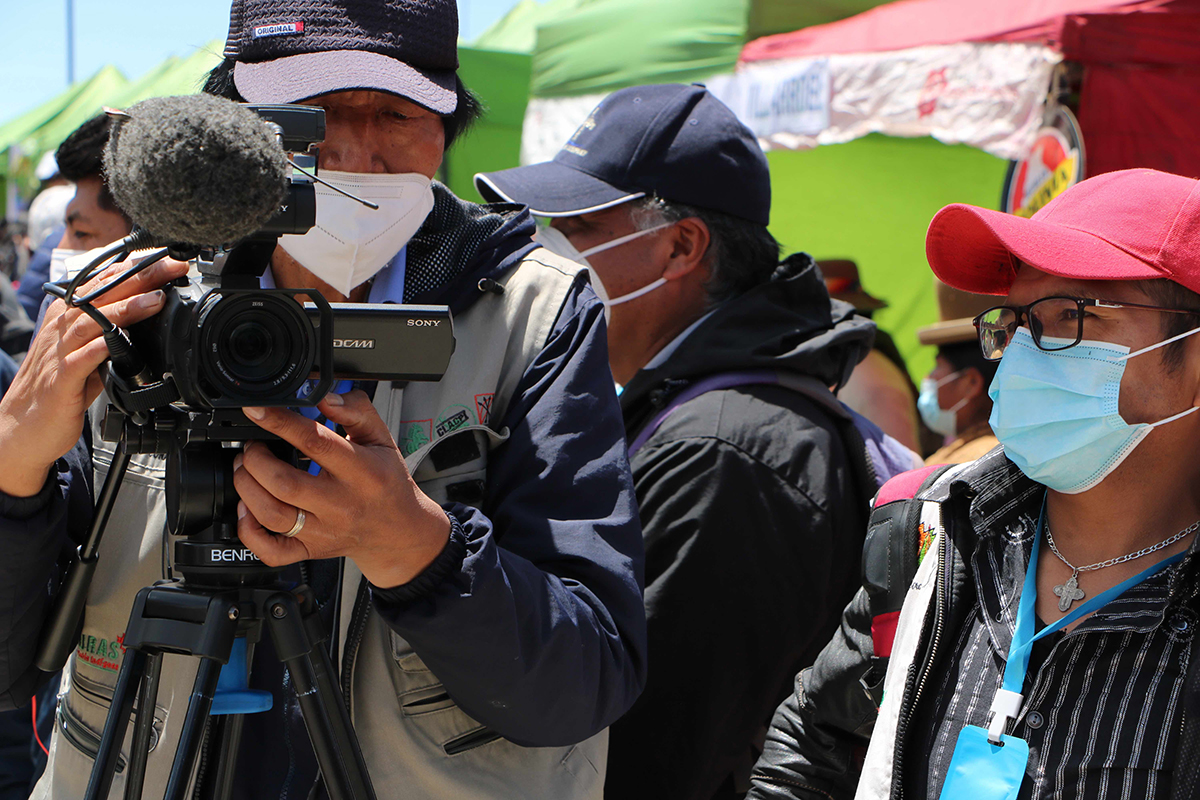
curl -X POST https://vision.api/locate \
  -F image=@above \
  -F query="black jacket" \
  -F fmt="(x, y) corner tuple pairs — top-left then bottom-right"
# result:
(747, 449), (1200, 800)
(605, 254), (876, 800)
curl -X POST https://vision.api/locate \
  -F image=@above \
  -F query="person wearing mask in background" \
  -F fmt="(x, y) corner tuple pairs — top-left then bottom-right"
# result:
(822, 259), (924, 453)
(17, 114), (132, 323)
(23, 153), (72, 258)
(748, 168), (1200, 799)
(916, 280), (999, 465)
(477, 83), (916, 800)
(0, 1), (647, 797)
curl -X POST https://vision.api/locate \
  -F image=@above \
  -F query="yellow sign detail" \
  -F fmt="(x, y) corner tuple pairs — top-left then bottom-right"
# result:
(1015, 155), (1078, 219)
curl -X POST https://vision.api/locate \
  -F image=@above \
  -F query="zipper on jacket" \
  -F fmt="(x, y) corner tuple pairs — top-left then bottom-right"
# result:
(340, 576), (372, 711)
(58, 701), (128, 773)
(442, 727), (502, 756)
(890, 502), (952, 799)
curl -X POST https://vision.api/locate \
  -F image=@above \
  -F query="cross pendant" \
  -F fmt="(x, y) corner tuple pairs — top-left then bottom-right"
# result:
(1053, 572), (1085, 612)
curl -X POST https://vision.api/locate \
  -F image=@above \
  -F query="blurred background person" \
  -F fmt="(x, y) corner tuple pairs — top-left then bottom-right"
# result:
(22, 152), (71, 261)
(915, 279), (999, 464)
(821, 259), (926, 453)
(17, 114), (131, 323)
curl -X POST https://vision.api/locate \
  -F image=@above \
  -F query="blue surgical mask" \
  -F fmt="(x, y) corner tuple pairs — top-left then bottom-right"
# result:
(989, 327), (1200, 494)
(918, 371), (966, 438)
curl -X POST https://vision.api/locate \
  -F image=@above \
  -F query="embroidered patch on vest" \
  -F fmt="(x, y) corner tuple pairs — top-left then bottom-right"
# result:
(435, 405), (473, 438)
(76, 632), (126, 672)
(398, 419), (432, 457)
(475, 393), (494, 426)
(252, 21), (305, 39)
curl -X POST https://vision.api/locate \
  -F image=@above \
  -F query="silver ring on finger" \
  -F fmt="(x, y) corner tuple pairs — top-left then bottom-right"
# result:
(281, 508), (306, 538)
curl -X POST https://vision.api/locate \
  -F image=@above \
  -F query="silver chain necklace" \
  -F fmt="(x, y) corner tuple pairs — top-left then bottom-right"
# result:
(1045, 518), (1199, 611)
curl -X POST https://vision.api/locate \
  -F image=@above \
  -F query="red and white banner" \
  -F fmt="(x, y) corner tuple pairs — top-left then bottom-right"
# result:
(710, 42), (1059, 160)
(520, 42), (1059, 165)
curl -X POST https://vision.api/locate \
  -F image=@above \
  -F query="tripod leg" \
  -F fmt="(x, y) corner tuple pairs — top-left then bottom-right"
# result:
(308, 639), (376, 800)
(86, 647), (147, 800)
(123, 651), (163, 800)
(265, 593), (377, 800)
(162, 658), (222, 800)
(199, 713), (245, 800)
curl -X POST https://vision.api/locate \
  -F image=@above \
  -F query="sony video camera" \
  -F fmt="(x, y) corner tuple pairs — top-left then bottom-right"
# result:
(104, 103), (453, 418)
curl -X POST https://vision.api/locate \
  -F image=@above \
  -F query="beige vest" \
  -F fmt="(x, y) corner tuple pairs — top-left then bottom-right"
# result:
(33, 249), (608, 799)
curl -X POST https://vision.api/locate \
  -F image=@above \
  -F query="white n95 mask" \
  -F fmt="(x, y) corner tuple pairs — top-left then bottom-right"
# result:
(49, 248), (90, 283)
(279, 171), (434, 296)
(533, 222), (672, 322)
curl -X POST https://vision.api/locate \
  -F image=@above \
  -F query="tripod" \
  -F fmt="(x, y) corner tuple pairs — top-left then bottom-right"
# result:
(35, 408), (378, 800)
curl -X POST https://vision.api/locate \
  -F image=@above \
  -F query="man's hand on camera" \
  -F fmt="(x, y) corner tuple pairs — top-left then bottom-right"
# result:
(233, 389), (452, 589)
(0, 257), (189, 498)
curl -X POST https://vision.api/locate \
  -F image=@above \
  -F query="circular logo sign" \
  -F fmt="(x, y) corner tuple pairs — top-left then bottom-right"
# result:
(1001, 105), (1085, 218)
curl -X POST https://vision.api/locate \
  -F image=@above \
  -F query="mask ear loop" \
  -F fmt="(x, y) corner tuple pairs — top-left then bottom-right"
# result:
(1116, 325), (1200, 427)
(946, 396), (970, 415)
(1116, 325), (1200, 361)
(577, 222), (674, 259)
(932, 370), (964, 388)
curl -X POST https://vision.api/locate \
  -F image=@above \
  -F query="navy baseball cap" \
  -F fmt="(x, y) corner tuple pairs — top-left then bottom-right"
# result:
(474, 84), (771, 225)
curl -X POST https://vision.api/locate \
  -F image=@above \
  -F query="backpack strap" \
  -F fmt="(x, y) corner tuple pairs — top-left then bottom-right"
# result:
(627, 370), (779, 457)
(859, 465), (952, 705)
(628, 370), (920, 494)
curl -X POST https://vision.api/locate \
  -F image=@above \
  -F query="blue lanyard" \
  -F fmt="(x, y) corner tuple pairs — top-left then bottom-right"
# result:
(987, 502), (1185, 742)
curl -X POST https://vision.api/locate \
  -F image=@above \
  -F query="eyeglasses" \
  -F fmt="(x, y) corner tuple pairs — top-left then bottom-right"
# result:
(973, 296), (1200, 361)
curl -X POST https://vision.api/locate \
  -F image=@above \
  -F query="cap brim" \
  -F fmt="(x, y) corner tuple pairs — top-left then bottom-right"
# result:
(474, 162), (643, 217)
(917, 318), (978, 346)
(234, 51), (457, 115)
(926, 204), (1165, 296)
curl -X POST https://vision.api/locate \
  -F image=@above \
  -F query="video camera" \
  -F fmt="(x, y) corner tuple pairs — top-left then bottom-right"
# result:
(98, 103), (453, 418)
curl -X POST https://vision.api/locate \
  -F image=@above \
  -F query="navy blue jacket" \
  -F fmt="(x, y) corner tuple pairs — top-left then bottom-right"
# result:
(0, 190), (647, 795)
(17, 227), (58, 324)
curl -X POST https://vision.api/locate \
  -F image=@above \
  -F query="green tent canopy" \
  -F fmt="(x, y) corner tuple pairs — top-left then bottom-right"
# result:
(0, 44), (223, 212)
(442, 47), (533, 202)
(0, 64), (129, 200)
(0, 65), (128, 157)
(106, 45), (222, 111)
(463, 0), (1008, 381)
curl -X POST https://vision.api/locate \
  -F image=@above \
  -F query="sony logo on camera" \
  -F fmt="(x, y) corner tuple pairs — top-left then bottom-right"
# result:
(209, 548), (261, 563)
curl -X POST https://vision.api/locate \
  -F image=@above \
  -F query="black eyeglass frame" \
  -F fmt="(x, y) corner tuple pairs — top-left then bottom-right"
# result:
(971, 296), (1200, 361)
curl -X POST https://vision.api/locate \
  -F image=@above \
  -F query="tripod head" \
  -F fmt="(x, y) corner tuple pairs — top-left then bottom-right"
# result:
(102, 405), (293, 587)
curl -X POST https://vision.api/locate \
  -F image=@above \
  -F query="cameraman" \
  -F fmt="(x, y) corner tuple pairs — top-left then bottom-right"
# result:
(0, 1), (647, 798)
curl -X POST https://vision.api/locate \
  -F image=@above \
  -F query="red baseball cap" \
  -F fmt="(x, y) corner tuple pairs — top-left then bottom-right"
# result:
(926, 169), (1200, 296)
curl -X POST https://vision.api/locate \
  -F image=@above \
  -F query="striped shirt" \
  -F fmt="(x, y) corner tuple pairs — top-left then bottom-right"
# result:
(904, 488), (1199, 799)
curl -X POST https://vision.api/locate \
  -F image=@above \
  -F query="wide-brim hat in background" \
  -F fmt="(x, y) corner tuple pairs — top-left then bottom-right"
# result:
(818, 259), (887, 311)
(917, 279), (998, 346)
(225, 0), (460, 114)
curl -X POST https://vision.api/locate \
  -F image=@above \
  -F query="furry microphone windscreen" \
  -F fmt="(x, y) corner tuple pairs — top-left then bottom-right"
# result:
(103, 94), (289, 246)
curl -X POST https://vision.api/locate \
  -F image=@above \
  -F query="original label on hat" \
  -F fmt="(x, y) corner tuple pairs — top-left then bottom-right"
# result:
(252, 21), (306, 39)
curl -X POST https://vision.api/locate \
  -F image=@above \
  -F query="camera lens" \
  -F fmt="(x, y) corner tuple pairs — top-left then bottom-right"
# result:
(197, 291), (316, 403)
(228, 322), (273, 368)
(220, 315), (290, 381)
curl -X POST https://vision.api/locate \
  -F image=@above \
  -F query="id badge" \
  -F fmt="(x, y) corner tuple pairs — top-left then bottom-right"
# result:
(937, 725), (1029, 800)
